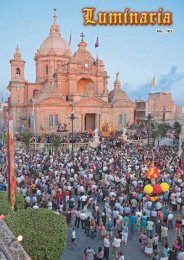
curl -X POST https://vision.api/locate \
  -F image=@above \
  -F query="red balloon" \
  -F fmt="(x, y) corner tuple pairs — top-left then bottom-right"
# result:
(152, 184), (162, 194)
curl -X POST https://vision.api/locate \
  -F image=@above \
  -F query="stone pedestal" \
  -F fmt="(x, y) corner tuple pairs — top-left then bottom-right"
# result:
(179, 132), (184, 156)
(93, 135), (100, 143)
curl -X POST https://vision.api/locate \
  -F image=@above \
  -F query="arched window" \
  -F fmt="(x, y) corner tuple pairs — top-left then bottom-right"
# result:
(46, 65), (48, 75)
(54, 114), (59, 126)
(16, 68), (20, 77)
(123, 114), (127, 125)
(119, 114), (122, 124)
(49, 115), (53, 127)
(33, 89), (38, 97)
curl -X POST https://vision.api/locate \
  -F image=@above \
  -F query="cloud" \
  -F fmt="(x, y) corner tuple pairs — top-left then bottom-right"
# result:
(124, 66), (184, 106)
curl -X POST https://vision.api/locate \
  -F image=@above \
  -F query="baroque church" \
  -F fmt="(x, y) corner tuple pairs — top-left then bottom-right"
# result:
(8, 13), (135, 134)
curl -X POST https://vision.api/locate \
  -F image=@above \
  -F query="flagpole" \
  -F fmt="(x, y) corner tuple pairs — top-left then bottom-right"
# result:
(32, 99), (36, 151)
(8, 97), (11, 203)
(7, 96), (16, 210)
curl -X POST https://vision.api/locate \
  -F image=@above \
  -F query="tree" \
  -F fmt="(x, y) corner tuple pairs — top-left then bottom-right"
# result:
(6, 208), (67, 260)
(173, 121), (181, 137)
(2, 132), (8, 145)
(21, 132), (31, 148)
(152, 130), (159, 146)
(51, 135), (61, 151)
(158, 123), (170, 138)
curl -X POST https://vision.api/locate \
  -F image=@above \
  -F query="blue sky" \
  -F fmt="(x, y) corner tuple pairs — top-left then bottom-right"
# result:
(0, 0), (184, 105)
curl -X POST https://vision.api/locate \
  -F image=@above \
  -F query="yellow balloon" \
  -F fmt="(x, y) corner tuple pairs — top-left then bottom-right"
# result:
(150, 196), (158, 202)
(160, 182), (170, 192)
(144, 184), (153, 194)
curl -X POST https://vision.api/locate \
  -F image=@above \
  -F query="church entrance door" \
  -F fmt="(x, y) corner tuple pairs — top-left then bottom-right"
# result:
(85, 114), (96, 130)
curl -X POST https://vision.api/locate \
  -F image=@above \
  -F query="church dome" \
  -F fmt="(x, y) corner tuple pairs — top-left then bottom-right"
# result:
(38, 14), (71, 56)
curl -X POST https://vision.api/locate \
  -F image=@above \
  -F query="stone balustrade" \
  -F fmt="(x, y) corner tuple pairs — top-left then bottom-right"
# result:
(14, 142), (89, 152)
(0, 221), (31, 260)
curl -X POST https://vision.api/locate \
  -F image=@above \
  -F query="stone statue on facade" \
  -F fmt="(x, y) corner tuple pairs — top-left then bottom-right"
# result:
(122, 127), (127, 141)
(94, 128), (99, 137)
(90, 128), (100, 148)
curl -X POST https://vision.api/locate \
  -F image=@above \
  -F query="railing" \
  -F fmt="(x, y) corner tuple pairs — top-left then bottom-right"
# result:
(15, 142), (89, 152)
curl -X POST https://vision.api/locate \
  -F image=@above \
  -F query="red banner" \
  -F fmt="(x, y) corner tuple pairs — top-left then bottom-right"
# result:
(8, 117), (16, 209)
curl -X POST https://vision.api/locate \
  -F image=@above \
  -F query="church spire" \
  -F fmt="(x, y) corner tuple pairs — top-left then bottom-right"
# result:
(10, 45), (25, 82)
(14, 45), (21, 59)
(50, 9), (61, 36)
(114, 72), (121, 90)
(78, 32), (87, 49)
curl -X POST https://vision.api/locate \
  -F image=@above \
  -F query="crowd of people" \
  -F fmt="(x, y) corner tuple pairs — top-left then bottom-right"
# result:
(0, 130), (184, 260)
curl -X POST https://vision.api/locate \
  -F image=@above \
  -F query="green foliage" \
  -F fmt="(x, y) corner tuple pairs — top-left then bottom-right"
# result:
(173, 121), (181, 137)
(158, 123), (170, 137)
(152, 130), (159, 140)
(0, 191), (24, 216)
(2, 132), (8, 145)
(21, 131), (31, 147)
(6, 208), (67, 260)
(51, 135), (61, 151)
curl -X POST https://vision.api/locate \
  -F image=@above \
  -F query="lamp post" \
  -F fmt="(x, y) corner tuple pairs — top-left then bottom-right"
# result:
(67, 110), (78, 154)
(147, 112), (153, 145)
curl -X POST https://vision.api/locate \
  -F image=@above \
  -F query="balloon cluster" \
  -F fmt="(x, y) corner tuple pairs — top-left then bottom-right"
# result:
(143, 167), (170, 202)
(145, 167), (160, 179)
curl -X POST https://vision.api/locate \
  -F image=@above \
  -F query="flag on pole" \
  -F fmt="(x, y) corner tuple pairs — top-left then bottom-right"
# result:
(150, 75), (155, 88)
(8, 103), (16, 209)
(69, 32), (72, 47)
(95, 37), (99, 48)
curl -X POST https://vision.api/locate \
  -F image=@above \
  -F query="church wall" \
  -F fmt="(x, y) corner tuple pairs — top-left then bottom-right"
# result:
(148, 92), (177, 123)
(32, 105), (72, 134)
(113, 106), (135, 130)
(58, 74), (70, 97)
(27, 84), (41, 100)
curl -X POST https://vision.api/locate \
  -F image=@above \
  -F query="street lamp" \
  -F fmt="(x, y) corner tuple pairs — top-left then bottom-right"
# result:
(146, 112), (153, 145)
(67, 110), (78, 154)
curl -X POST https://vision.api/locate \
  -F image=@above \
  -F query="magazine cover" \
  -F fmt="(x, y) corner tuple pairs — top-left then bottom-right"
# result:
(0, 1), (184, 260)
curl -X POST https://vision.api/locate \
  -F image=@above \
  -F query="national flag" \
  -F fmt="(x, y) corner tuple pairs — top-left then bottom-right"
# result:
(8, 116), (16, 209)
(95, 37), (99, 48)
(150, 75), (155, 88)
(69, 32), (72, 47)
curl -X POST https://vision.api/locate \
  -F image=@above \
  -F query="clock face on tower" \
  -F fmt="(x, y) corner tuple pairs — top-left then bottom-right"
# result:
(84, 63), (89, 68)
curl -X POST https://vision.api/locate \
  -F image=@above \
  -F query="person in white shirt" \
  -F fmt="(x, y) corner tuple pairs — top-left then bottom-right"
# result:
(47, 199), (52, 210)
(70, 228), (77, 245)
(119, 252), (125, 260)
(104, 235), (110, 260)
(80, 211), (86, 229)
(80, 194), (87, 209)
(112, 235), (121, 259)
(33, 203), (39, 209)
(25, 195), (31, 204)
(167, 211), (174, 230)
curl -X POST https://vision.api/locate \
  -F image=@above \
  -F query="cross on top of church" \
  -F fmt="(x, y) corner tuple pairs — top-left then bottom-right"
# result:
(80, 32), (85, 42)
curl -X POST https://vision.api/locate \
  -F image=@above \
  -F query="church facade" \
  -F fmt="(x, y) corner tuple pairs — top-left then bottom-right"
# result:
(8, 14), (135, 134)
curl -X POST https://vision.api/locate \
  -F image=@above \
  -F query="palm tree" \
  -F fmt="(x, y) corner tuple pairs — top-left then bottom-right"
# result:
(158, 123), (170, 138)
(21, 132), (31, 148)
(51, 135), (61, 151)
(173, 121), (181, 138)
(152, 130), (159, 146)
